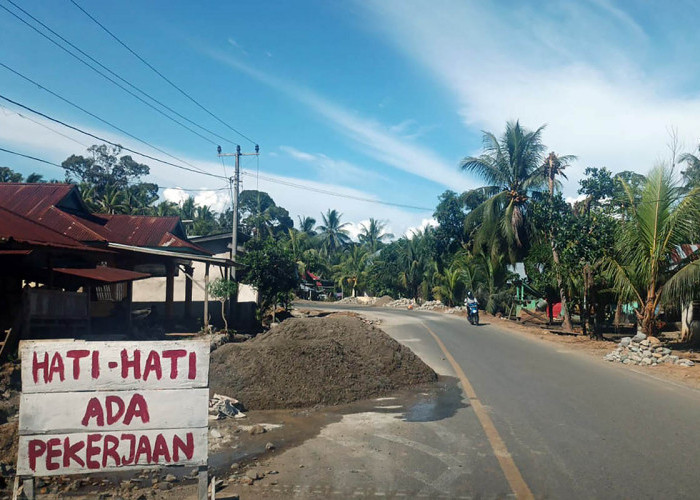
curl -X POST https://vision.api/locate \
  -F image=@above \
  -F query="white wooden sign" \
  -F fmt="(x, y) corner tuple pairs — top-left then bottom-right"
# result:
(17, 340), (210, 476)
(20, 340), (209, 393)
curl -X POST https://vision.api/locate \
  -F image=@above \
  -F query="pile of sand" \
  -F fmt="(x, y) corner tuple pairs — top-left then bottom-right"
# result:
(210, 315), (436, 410)
(373, 295), (395, 307)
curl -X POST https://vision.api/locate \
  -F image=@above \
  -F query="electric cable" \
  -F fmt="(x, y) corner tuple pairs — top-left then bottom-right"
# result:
(0, 146), (230, 193)
(0, 93), (227, 180)
(1, 0), (236, 147)
(0, 62), (212, 175)
(69, 0), (257, 146)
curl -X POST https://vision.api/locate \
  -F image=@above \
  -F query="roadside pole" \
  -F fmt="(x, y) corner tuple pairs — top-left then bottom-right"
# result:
(217, 144), (259, 321)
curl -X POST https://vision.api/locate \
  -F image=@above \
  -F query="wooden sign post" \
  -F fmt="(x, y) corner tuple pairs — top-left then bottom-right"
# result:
(17, 339), (210, 499)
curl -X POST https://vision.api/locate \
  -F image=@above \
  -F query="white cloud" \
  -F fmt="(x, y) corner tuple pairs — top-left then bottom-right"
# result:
(359, 1), (700, 194)
(404, 217), (438, 238)
(280, 145), (386, 183)
(202, 48), (472, 191)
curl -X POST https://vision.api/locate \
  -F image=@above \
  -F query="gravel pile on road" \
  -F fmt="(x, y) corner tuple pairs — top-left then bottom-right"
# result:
(604, 333), (695, 367)
(418, 300), (446, 311)
(209, 315), (437, 410)
(336, 296), (379, 305)
(384, 298), (416, 308)
(373, 295), (394, 307)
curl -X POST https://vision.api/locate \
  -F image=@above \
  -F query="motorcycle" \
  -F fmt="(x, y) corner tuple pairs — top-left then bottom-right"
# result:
(467, 302), (479, 325)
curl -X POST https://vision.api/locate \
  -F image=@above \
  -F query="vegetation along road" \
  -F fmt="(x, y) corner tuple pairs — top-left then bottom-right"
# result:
(248, 304), (700, 499)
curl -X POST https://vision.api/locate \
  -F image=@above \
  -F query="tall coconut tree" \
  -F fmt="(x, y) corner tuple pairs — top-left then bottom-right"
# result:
(605, 164), (700, 337)
(335, 246), (369, 297)
(297, 215), (317, 236)
(317, 209), (351, 257)
(359, 218), (394, 253)
(542, 151), (577, 332)
(460, 120), (547, 263)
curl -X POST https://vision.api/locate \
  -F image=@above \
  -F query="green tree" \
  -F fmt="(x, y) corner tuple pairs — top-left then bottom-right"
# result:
(679, 144), (700, 189)
(25, 173), (45, 183)
(540, 152), (577, 331)
(433, 190), (468, 257)
(0, 166), (23, 182)
(605, 164), (700, 337)
(460, 121), (547, 263)
(62, 144), (151, 194)
(207, 278), (238, 332)
(297, 216), (317, 236)
(358, 218), (393, 253)
(232, 190), (293, 238)
(240, 237), (299, 321)
(432, 264), (467, 307)
(335, 246), (369, 297)
(317, 209), (351, 257)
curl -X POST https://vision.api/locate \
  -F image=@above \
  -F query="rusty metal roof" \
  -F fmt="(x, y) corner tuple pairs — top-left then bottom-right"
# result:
(0, 183), (211, 255)
(0, 183), (75, 219)
(0, 206), (94, 250)
(54, 266), (150, 283)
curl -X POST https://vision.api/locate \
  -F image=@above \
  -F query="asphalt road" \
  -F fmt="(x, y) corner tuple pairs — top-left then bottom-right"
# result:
(242, 304), (700, 499)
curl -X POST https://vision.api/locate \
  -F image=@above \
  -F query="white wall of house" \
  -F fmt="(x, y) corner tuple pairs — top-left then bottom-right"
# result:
(132, 252), (257, 304)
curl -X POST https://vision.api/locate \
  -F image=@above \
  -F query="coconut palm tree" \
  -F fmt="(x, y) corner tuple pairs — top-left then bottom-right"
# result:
(317, 209), (351, 257)
(96, 185), (126, 214)
(153, 200), (180, 217)
(605, 164), (700, 337)
(25, 173), (45, 183)
(336, 246), (369, 297)
(359, 218), (394, 253)
(460, 120), (547, 263)
(297, 216), (317, 236)
(432, 264), (467, 307)
(542, 152), (577, 332)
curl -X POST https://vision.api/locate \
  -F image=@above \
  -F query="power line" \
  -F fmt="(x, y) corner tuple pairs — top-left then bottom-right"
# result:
(1, 0), (236, 147)
(69, 0), (257, 146)
(0, 146), (229, 192)
(0, 62), (211, 175)
(0, 104), (89, 149)
(239, 171), (433, 211)
(0, 93), (228, 181)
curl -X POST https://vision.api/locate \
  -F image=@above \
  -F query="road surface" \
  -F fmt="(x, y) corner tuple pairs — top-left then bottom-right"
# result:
(235, 305), (700, 499)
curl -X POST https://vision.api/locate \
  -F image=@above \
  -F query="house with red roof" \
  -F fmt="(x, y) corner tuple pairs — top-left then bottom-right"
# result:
(0, 182), (236, 357)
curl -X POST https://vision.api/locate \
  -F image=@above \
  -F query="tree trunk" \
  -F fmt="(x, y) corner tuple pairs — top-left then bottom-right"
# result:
(547, 161), (573, 333)
(551, 243), (574, 332)
(220, 300), (228, 332)
(640, 299), (657, 336)
(614, 298), (623, 331)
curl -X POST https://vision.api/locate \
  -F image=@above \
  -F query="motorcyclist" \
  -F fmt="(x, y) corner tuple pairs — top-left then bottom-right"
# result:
(465, 292), (477, 307)
(465, 292), (479, 324)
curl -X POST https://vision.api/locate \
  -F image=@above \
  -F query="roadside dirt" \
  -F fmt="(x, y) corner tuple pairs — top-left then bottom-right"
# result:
(210, 314), (438, 410)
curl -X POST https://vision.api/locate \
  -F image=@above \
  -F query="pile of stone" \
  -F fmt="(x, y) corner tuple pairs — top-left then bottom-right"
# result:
(417, 300), (446, 311)
(384, 298), (416, 308)
(446, 306), (466, 314)
(603, 333), (695, 367)
(336, 296), (379, 305)
(336, 296), (360, 304)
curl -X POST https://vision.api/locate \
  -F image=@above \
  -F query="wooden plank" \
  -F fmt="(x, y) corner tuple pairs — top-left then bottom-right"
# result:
(19, 388), (208, 435)
(20, 340), (209, 393)
(17, 427), (207, 476)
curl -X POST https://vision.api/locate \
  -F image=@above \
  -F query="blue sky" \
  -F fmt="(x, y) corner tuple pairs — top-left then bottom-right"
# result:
(2, 0), (700, 238)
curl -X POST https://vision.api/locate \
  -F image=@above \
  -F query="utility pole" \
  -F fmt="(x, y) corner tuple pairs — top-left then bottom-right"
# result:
(217, 143), (259, 277)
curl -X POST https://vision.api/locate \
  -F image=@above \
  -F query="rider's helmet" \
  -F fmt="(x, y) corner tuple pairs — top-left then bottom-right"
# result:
(467, 291), (474, 301)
